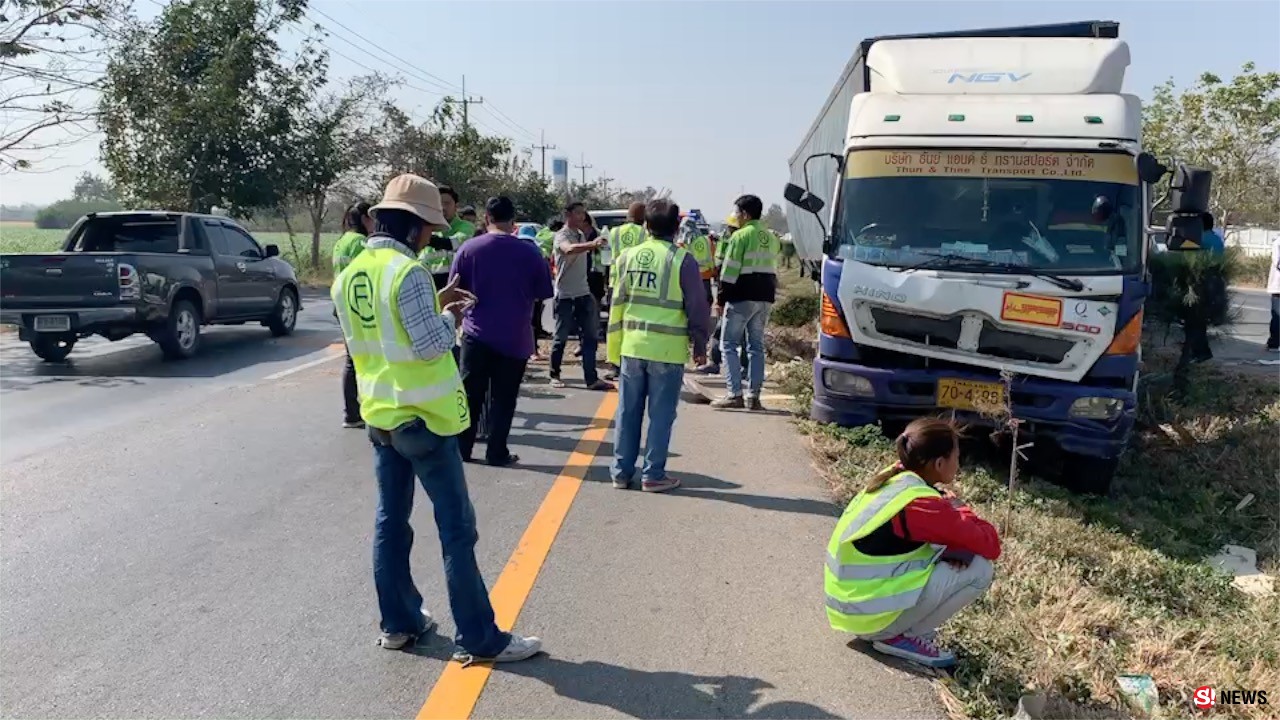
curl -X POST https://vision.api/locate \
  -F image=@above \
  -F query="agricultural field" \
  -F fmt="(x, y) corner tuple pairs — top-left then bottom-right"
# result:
(0, 221), (342, 283)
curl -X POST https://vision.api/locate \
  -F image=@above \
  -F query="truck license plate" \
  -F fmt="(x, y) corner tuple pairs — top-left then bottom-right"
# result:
(936, 378), (1005, 412)
(33, 315), (71, 332)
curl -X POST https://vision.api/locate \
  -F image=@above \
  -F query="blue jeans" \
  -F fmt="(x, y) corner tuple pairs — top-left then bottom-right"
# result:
(550, 295), (600, 384)
(369, 419), (510, 656)
(611, 356), (684, 483)
(722, 300), (772, 397)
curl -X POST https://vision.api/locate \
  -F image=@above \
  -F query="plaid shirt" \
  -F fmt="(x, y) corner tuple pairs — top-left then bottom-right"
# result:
(365, 235), (456, 360)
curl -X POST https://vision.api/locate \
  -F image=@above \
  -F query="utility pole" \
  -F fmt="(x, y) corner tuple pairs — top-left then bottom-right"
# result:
(599, 173), (614, 198)
(574, 153), (593, 185)
(456, 74), (484, 130)
(532, 129), (556, 180)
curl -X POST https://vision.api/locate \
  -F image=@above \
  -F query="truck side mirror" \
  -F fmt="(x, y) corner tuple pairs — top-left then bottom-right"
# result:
(1169, 165), (1212, 214)
(783, 182), (825, 215)
(1136, 152), (1168, 185)
(264, 244), (280, 258)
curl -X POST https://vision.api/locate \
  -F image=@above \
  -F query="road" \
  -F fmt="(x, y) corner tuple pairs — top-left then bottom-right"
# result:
(0, 292), (942, 719)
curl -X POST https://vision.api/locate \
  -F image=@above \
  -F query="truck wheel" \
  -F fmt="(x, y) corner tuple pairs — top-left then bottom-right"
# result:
(266, 287), (298, 337)
(1062, 454), (1119, 496)
(158, 299), (202, 360)
(30, 336), (75, 362)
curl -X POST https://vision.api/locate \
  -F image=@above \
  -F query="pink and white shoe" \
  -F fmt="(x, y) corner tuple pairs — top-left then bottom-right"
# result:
(871, 633), (956, 668)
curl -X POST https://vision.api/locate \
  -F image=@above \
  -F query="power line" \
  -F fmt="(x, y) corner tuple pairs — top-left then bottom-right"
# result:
(306, 6), (460, 94)
(455, 74), (483, 130)
(574, 153), (592, 185)
(531, 130), (556, 180)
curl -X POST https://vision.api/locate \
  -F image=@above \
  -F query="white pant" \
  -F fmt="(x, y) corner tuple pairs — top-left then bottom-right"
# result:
(864, 556), (995, 641)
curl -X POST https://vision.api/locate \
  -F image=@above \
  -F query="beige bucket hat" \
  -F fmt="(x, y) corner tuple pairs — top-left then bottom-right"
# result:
(371, 174), (449, 227)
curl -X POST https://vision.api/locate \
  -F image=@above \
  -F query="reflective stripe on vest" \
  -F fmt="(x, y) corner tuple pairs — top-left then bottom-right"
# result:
(824, 471), (942, 636)
(332, 247), (469, 436)
(606, 239), (690, 365)
(687, 235), (714, 274)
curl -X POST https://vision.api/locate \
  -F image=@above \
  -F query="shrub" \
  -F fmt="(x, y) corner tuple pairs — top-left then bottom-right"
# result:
(1147, 249), (1239, 327)
(33, 199), (123, 229)
(1235, 254), (1272, 288)
(771, 293), (819, 327)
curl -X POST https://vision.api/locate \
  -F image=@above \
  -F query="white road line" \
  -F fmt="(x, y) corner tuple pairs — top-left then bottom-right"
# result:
(263, 351), (343, 381)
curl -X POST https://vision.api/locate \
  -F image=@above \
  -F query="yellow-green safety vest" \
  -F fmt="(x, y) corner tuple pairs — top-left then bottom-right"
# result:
(607, 238), (690, 366)
(418, 217), (476, 274)
(332, 231), (367, 276)
(332, 247), (470, 436)
(825, 471), (944, 636)
(719, 220), (778, 284)
(608, 223), (647, 286)
(685, 233), (714, 275)
(534, 228), (555, 259)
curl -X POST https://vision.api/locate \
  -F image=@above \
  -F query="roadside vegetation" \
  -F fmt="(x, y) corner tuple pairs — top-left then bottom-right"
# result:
(777, 337), (1278, 719)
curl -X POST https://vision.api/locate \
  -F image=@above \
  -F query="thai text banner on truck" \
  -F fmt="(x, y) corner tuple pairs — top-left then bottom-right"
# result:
(844, 150), (1139, 185)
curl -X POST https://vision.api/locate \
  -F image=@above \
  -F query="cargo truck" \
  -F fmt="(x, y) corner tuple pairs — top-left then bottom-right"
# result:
(783, 21), (1211, 494)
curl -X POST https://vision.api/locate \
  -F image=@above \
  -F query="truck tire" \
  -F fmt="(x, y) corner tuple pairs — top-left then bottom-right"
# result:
(157, 299), (202, 360)
(266, 287), (298, 337)
(1063, 454), (1118, 496)
(30, 336), (75, 362)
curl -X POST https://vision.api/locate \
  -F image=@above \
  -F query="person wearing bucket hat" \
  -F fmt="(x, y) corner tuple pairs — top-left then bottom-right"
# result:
(331, 173), (542, 662)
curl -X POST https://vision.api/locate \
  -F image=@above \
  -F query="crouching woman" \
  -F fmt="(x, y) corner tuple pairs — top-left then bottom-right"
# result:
(824, 418), (1001, 668)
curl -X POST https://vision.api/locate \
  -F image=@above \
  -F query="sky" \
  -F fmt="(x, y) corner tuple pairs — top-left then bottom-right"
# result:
(2, 0), (1278, 216)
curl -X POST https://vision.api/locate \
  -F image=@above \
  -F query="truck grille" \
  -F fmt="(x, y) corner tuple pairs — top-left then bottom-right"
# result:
(977, 321), (1073, 364)
(869, 308), (962, 349)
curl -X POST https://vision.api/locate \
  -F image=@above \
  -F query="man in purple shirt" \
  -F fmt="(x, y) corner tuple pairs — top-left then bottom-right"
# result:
(451, 196), (554, 466)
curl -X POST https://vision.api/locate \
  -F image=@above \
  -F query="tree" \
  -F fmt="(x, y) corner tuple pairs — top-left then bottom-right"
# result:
(283, 74), (387, 268)
(763, 203), (787, 233)
(0, 0), (128, 172)
(1143, 63), (1280, 229)
(99, 0), (325, 215)
(72, 171), (116, 202)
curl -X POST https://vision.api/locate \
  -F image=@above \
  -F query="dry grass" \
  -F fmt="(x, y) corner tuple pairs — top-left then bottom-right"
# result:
(1235, 255), (1272, 288)
(788, 336), (1280, 719)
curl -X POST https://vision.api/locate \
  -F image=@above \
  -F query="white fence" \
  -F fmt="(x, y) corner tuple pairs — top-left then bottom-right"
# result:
(1225, 226), (1278, 257)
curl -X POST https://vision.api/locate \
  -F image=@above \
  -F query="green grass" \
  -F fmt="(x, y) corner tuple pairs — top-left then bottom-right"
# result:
(0, 225), (341, 285)
(780, 342), (1279, 720)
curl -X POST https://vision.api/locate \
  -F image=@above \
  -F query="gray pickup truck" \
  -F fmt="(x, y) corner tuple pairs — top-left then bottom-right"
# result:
(0, 211), (301, 361)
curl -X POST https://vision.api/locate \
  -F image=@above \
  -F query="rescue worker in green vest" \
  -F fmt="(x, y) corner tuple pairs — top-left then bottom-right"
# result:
(710, 195), (781, 411)
(826, 418), (1000, 668)
(332, 201), (374, 428)
(697, 215), (744, 376)
(606, 198), (712, 493)
(535, 218), (560, 260)
(607, 202), (648, 285)
(418, 185), (476, 291)
(676, 216), (715, 304)
(331, 173), (542, 663)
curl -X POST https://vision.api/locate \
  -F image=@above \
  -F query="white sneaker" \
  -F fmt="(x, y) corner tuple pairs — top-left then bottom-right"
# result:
(453, 633), (543, 663)
(378, 608), (436, 650)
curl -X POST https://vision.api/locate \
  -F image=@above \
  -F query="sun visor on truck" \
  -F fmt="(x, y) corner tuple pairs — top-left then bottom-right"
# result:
(866, 37), (1129, 95)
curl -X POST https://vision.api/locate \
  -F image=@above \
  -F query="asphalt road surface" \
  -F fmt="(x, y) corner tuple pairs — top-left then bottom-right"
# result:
(0, 292), (941, 719)
(4, 289), (1270, 719)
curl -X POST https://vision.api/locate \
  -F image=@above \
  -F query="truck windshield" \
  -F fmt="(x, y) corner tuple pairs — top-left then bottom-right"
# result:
(834, 149), (1141, 274)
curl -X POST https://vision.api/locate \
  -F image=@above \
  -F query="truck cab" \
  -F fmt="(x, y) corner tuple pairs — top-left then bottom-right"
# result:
(785, 23), (1209, 494)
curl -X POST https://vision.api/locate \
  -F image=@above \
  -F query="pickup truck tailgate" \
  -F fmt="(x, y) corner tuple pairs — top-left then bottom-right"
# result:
(0, 253), (121, 309)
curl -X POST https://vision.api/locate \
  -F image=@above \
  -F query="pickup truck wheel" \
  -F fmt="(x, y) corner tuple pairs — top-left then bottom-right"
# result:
(158, 299), (202, 360)
(30, 335), (75, 362)
(267, 287), (298, 337)
(1063, 454), (1118, 496)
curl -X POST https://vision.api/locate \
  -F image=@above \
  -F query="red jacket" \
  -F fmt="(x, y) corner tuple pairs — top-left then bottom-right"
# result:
(890, 493), (1002, 560)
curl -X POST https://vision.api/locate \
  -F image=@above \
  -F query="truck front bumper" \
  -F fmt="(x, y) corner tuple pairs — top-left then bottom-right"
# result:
(811, 356), (1135, 459)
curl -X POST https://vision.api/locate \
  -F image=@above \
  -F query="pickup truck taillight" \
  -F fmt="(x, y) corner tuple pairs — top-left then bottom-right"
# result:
(118, 263), (140, 300)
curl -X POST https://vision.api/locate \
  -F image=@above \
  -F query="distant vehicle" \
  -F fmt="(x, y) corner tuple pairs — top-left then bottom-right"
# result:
(589, 209), (629, 233)
(0, 211), (301, 362)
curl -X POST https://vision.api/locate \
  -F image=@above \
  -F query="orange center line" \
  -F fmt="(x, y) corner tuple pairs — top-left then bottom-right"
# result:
(415, 392), (619, 720)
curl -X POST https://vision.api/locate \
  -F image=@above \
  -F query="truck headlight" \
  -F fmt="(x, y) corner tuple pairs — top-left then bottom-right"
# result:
(1069, 397), (1124, 420)
(823, 369), (874, 397)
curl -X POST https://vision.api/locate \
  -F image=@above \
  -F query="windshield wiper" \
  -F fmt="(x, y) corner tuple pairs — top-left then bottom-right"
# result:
(901, 253), (1084, 291)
